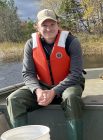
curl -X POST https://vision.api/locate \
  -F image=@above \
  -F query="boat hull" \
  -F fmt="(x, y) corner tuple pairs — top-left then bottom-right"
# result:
(0, 79), (103, 140)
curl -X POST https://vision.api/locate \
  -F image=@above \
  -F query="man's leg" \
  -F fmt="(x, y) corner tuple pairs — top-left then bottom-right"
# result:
(61, 85), (83, 140)
(6, 86), (40, 128)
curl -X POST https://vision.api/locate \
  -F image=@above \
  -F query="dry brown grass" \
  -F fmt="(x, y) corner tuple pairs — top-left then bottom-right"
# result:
(77, 33), (103, 55)
(0, 42), (24, 62)
(0, 34), (103, 62)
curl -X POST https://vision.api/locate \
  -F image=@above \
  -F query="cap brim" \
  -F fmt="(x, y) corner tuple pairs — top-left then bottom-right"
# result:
(38, 17), (57, 24)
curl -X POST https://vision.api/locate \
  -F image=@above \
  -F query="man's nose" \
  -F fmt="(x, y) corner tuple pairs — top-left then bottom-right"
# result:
(46, 26), (51, 31)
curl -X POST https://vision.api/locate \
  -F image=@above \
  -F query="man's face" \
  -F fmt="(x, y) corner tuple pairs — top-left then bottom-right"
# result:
(37, 19), (59, 42)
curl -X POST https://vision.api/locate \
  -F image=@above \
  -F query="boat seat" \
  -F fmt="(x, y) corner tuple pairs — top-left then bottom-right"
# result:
(82, 78), (103, 106)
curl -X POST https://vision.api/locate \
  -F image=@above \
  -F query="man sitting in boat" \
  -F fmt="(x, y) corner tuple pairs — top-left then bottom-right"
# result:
(6, 9), (85, 140)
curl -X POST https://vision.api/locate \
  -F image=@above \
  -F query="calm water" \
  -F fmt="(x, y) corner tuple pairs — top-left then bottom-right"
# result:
(0, 55), (103, 89)
(0, 61), (23, 89)
(83, 55), (103, 68)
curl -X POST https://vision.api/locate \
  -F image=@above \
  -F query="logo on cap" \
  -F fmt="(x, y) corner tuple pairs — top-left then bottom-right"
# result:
(56, 52), (62, 59)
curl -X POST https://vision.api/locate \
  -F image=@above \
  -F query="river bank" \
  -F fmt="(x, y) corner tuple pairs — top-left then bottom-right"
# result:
(78, 33), (103, 55)
(0, 33), (103, 61)
(0, 42), (24, 62)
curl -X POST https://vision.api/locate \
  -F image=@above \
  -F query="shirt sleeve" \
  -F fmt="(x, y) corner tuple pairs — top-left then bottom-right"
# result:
(52, 37), (85, 95)
(22, 38), (41, 93)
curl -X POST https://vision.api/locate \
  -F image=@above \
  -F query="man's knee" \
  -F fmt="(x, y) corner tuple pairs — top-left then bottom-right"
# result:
(7, 86), (31, 103)
(7, 89), (21, 105)
(62, 86), (82, 101)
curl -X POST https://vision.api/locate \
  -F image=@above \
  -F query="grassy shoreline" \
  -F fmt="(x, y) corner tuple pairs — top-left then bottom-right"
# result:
(0, 34), (103, 62)
(0, 42), (24, 62)
(78, 33), (103, 55)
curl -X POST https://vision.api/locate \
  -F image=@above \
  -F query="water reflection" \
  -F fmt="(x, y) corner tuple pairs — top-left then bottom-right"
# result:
(83, 55), (103, 68)
(0, 55), (103, 89)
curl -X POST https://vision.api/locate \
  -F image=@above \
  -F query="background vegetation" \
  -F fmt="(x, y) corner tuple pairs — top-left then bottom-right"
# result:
(0, 0), (35, 42)
(0, 0), (103, 61)
(41, 0), (103, 34)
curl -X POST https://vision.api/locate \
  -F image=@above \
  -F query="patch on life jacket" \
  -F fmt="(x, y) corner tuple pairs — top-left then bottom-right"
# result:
(56, 52), (63, 59)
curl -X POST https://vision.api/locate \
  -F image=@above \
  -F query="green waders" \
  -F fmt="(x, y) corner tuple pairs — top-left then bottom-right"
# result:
(6, 86), (41, 128)
(61, 85), (84, 140)
(7, 85), (84, 140)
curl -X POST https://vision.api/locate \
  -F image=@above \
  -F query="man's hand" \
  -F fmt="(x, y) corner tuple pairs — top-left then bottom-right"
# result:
(35, 88), (46, 103)
(35, 89), (56, 106)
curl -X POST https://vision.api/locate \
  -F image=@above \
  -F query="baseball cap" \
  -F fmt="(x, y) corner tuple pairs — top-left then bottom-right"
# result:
(37, 9), (57, 24)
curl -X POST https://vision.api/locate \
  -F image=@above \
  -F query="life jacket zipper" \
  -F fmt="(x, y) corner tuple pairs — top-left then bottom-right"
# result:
(48, 59), (54, 85)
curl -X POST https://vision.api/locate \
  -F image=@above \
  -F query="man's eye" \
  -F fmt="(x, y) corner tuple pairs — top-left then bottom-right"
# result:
(51, 24), (55, 26)
(42, 25), (47, 27)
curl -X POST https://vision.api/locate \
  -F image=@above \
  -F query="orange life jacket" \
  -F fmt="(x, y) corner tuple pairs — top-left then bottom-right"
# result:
(32, 31), (71, 86)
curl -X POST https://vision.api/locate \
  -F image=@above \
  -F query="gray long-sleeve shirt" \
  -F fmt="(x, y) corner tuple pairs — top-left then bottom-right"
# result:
(22, 33), (85, 95)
